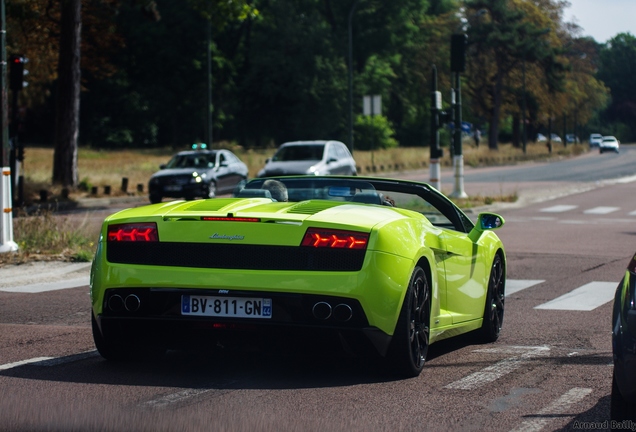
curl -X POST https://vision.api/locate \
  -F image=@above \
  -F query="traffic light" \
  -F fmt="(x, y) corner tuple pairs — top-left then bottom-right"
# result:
(9, 55), (28, 91)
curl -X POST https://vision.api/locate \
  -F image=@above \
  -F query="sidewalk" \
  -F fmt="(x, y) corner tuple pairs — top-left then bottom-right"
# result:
(0, 261), (91, 293)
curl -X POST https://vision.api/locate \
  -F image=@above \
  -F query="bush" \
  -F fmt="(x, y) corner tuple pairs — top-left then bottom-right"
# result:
(353, 115), (398, 151)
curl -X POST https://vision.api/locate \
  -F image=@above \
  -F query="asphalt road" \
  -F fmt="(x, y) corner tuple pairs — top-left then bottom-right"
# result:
(1, 147), (635, 431)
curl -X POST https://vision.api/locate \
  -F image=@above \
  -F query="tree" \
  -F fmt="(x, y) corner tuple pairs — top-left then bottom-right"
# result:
(52, 0), (81, 187)
(597, 33), (636, 140)
(464, 0), (558, 149)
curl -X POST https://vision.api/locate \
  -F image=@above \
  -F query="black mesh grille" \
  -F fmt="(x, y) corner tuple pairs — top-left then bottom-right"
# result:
(107, 242), (365, 271)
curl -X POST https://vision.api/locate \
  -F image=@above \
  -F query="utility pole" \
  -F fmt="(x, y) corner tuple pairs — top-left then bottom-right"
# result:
(450, 33), (467, 199)
(429, 65), (442, 191)
(0, 0), (18, 253)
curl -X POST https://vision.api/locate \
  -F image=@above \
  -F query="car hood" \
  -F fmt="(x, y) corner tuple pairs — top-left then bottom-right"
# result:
(150, 168), (202, 179)
(260, 161), (318, 176)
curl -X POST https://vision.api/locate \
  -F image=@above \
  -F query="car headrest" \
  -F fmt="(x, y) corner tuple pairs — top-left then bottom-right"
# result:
(350, 192), (383, 205)
(236, 189), (273, 199)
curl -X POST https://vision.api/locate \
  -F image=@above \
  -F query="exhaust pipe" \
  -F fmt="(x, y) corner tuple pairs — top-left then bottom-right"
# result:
(107, 294), (124, 312)
(312, 302), (332, 320)
(333, 304), (352, 322)
(124, 294), (141, 312)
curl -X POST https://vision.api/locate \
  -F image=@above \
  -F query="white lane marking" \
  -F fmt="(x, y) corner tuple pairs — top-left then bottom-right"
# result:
(0, 350), (99, 371)
(534, 282), (617, 311)
(584, 206), (619, 215)
(141, 389), (216, 409)
(540, 205), (577, 213)
(0, 276), (89, 293)
(508, 387), (592, 432)
(444, 346), (550, 390)
(506, 280), (544, 296)
(0, 357), (54, 371)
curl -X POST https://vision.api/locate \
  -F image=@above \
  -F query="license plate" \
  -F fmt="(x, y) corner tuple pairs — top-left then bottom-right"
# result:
(181, 295), (272, 319)
(164, 185), (182, 192)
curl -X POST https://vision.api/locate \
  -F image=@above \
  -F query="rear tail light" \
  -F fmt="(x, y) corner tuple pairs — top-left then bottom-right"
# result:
(107, 223), (159, 242)
(301, 228), (368, 250)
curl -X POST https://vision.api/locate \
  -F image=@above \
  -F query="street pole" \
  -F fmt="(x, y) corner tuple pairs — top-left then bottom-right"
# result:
(207, 21), (212, 146)
(429, 65), (441, 191)
(449, 33), (467, 198)
(450, 70), (467, 198)
(522, 52), (527, 154)
(0, 0), (18, 253)
(347, 0), (359, 155)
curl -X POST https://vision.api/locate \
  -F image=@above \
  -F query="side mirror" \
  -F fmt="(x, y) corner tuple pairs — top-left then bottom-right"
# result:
(468, 212), (504, 241)
(477, 213), (504, 230)
(160, 164), (166, 170)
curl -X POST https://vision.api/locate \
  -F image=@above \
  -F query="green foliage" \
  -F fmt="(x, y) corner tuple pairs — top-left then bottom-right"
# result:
(354, 115), (398, 151)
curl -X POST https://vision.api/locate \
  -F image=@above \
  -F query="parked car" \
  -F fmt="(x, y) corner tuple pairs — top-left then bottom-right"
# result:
(599, 136), (620, 154)
(589, 133), (603, 148)
(257, 140), (357, 178)
(566, 134), (579, 144)
(148, 147), (248, 203)
(550, 133), (562, 143)
(611, 253), (636, 421)
(91, 175), (506, 377)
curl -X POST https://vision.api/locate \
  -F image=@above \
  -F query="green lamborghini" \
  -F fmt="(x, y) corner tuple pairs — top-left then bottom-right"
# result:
(90, 176), (506, 377)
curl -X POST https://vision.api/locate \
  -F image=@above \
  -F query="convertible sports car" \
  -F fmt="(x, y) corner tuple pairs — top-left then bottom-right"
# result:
(90, 176), (506, 377)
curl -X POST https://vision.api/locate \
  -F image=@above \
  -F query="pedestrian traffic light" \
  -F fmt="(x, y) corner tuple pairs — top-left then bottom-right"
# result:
(9, 55), (28, 91)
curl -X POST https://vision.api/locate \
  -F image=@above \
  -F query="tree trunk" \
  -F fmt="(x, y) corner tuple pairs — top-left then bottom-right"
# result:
(52, 0), (81, 187)
(488, 71), (504, 150)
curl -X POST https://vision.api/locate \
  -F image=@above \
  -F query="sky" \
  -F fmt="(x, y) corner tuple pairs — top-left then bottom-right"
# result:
(563, 0), (636, 43)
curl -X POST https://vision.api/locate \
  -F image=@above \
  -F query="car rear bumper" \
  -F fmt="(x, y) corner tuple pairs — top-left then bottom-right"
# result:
(93, 288), (392, 355)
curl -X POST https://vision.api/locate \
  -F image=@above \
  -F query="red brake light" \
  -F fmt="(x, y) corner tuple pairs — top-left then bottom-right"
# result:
(301, 228), (368, 250)
(202, 216), (260, 222)
(107, 223), (158, 242)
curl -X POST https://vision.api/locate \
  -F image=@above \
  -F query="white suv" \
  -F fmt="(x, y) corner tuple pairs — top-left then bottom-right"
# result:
(599, 136), (620, 154)
(589, 133), (603, 148)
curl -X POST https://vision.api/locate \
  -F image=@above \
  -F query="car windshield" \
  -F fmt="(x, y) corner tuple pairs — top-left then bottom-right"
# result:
(165, 153), (215, 169)
(272, 144), (325, 162)
(235, 176), (463, 230)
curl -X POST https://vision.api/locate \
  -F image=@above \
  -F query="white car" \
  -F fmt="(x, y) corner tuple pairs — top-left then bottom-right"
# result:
(599, 136), (620, 154)
(257, 140), (357, 177)
(589, 133), (603, 148)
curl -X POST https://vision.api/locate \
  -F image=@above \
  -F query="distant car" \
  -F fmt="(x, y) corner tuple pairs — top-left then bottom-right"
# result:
(589, 133), (603, 148)
(611, 253), (636, 421)
(566, 134), (579, 144)
(599, 136), (620, 154)
(148, 148), (248, 203)
(550, 133), (562, 143)
(536, 133), (547, 142)
(257, 140), (357, 178)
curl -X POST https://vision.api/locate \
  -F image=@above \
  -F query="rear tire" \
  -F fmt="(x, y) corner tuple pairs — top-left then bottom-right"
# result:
(92, 314), (165, 361)
(386, 266), (430, 378)
(149, 194), (162, 204)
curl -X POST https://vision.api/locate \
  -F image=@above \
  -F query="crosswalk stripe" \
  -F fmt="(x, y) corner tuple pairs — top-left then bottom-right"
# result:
(508, 387), (592, 432)
(506, 280), (544, 296)
(444, 346), (549, 390)
(534, 281), (616, 311)
(540, 205), (578, 213)
(583, 206), (619, 214)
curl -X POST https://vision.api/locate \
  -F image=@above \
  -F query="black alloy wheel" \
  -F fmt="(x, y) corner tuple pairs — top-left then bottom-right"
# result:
(479, 254), (505, 343)
(611, 369), (636, 422)
(387, 266), (430, 378)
